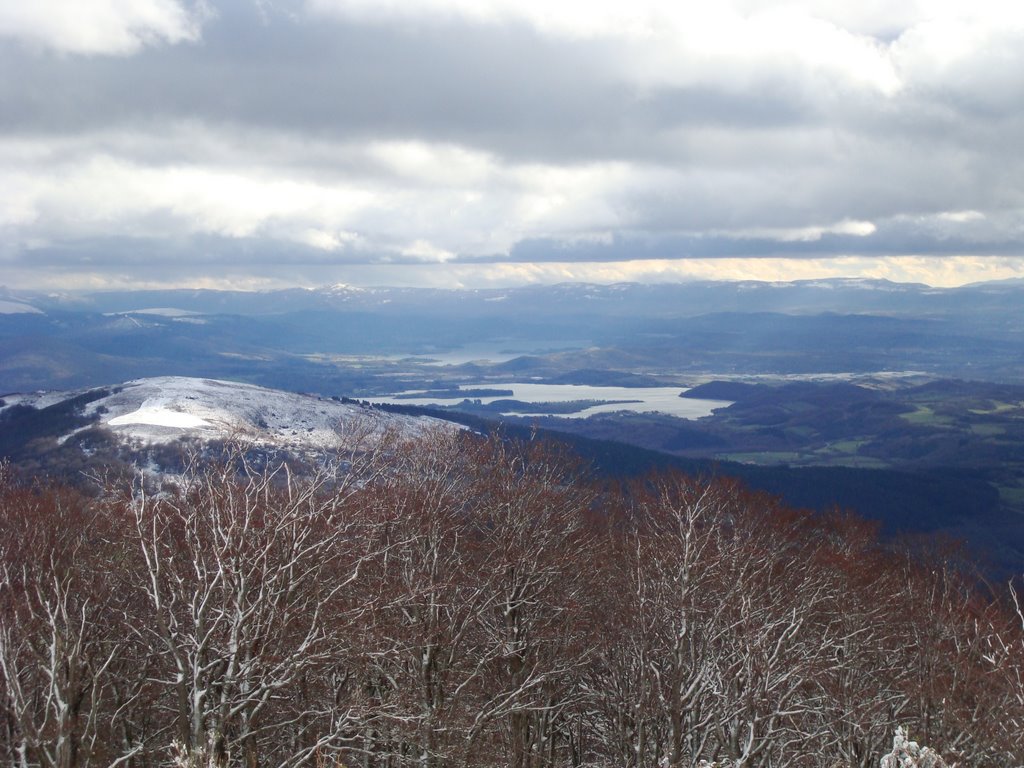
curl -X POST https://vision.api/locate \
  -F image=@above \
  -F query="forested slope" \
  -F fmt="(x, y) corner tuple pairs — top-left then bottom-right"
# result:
(1, 430), (1022, 767)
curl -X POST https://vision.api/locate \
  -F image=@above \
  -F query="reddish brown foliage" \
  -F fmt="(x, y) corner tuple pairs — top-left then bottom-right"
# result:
(0, 436), (1021, 767)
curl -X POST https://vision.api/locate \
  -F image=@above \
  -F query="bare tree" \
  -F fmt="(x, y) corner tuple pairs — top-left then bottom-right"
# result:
(459, 436), (595, 768)
(124, 438), (392, 767)
(585, 474), (738, 768)
(989, 581), (1024, 760)
(3, 431), (1024, 768)
(807, 514), (912, 768)
(353, 428), (487, 767)
(0, 466), (136, 768)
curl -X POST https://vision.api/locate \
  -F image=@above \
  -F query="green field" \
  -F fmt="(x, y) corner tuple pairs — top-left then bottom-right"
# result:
(970, 423), (1006, 437)
(722, 451), (804, 465)
(901, 406), (955, 427)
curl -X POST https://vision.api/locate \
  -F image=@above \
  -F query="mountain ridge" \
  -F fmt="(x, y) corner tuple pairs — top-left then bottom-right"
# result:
(1, 376), (449, 458)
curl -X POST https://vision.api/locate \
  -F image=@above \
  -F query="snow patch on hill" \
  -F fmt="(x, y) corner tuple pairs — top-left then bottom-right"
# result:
(105, 307), (203, 318)
(0, 300), (42, 314)
(107, 404), (212, 429)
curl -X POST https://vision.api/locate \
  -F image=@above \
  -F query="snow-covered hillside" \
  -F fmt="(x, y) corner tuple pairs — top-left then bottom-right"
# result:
(2, 376), (447, 452)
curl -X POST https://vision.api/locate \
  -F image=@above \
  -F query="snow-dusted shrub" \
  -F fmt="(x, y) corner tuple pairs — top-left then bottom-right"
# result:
(879, 727), (950, 768)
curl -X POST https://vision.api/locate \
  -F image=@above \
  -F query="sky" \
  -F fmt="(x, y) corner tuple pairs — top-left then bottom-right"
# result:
(3, 0), (1024, 290)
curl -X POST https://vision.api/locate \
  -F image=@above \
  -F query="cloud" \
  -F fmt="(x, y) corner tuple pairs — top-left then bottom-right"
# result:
(308, 0), (902, 95)
(0, 146), (375, 244)
(725, 219), (878, 242)
(2, 0), (1024, 288)
(891, 7), (1024, 110)
(0, 0), (208, 55)
(0, 132), (637, 259)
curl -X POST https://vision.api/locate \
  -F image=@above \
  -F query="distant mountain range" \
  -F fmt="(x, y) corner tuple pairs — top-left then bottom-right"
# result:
(2, 277), (1023, 394)
(5, 276), (1024, 317)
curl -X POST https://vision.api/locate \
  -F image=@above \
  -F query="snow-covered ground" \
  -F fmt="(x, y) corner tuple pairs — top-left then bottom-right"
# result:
(105, 307), (203, 317)
(3, 376), (447, 451)
(0, 299), (42, 314)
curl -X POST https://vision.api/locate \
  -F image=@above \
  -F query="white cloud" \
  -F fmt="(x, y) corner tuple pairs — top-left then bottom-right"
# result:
(0, 150), (375, 245)
(4, 1), (1024, 289)
(890, 8), (1024, 106)
(306, 0), (1024, 102)
(4, 124), (1024, 282)
(367, 141), (495, 187)
(0, 0), (207, 55)
(297, 228), (362, 251)
(305, 0), (671, 38)
(0, 135), (637, 260)
(308, 0), (900, 94)
(400, 239), (456, 263)
(937, 210), (985, 223)
(728, 219), (877, 242)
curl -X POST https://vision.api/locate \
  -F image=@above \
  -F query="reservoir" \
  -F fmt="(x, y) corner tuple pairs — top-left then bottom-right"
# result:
(372, 383), (731, 420)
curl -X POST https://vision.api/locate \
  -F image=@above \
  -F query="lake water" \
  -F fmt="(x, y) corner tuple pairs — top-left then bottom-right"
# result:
(372, 382), (731, 420)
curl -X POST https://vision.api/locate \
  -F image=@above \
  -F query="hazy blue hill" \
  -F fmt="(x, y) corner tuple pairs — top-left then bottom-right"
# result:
(681, 381), (769, 401)
(904, 379), (1024, 400)
(375, 401), (1021, 570)
(7, 276), (1024, 319)
(531, 369), (665, 387)
(3, 276), (1024, 418)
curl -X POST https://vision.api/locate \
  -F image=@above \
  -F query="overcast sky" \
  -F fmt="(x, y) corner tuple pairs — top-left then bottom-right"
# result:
(3, 0), (1024, 289)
